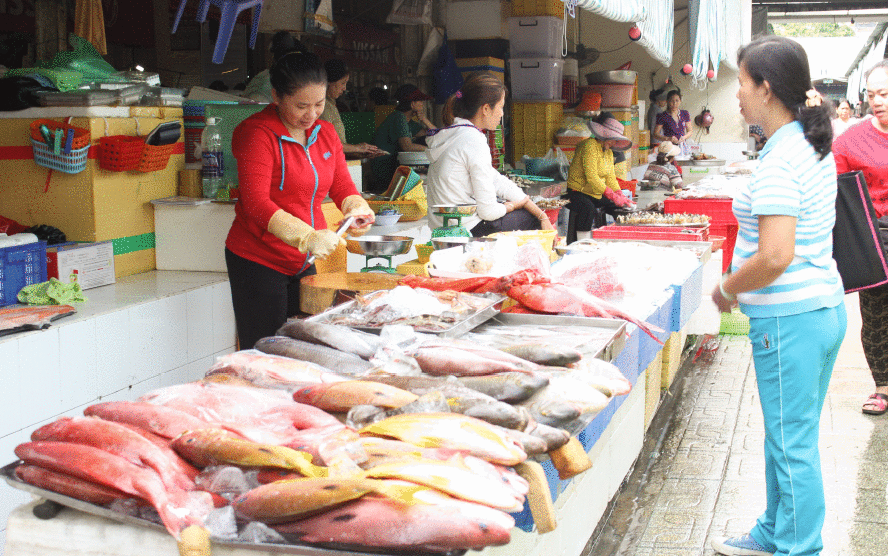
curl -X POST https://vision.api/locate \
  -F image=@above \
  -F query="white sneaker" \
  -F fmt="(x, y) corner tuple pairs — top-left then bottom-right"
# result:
(711, 534), (774, 556)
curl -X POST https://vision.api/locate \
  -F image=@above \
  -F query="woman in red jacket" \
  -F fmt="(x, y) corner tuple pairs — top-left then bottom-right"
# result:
(833, 58), (888, 415)
(225, 48), (374, 349)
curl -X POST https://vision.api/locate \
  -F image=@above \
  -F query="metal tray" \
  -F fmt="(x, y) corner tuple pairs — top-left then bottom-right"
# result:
(486, 313), (627, 362)
(307, 294), (503, 337)
(1, 461), (464, 556)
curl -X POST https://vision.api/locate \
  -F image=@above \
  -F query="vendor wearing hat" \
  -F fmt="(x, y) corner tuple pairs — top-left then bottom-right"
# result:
(369, 84), (433, 193)
(566, 112), (635, 240)
(243, 31), (300, 103)
(642, 142), (684, 191)
(319, 59), (384, 159)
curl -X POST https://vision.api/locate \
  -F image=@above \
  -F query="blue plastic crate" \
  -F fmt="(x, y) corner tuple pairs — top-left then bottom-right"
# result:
(669, 262), (704, 332)
(31, 140), (89, 174)
(0, 241), (47, 306)
(637, 292), (674, 374)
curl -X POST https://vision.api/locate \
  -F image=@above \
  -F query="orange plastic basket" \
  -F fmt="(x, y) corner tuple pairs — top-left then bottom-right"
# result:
(138, 141), (175, 172)
(29, 119), (90, 150)
(98, 136), (145, 172)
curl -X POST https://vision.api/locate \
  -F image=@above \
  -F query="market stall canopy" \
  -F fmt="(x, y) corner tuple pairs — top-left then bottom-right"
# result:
(845, 22), (888, 104)
(564, 0), (673, 67)
(688, 0), (743, 85)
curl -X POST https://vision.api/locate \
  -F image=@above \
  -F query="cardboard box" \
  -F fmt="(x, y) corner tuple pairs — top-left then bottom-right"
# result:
(47, 241), (116, 290)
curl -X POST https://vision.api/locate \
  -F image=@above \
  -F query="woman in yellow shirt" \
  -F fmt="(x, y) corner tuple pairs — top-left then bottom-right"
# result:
(566, 112), (634, 240)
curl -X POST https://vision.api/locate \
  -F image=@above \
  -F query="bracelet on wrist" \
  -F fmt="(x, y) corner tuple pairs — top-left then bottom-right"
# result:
(719, 279), (736, 301)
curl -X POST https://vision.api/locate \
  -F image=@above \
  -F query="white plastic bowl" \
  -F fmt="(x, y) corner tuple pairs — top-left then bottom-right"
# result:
(373, 213), (402, 227)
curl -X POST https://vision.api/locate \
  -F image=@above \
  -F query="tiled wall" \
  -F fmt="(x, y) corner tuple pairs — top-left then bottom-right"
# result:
(0, 280), (236, 553)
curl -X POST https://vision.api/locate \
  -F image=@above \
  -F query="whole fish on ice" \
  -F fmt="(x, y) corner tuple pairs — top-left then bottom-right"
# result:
(359, 413), (527, 466)
(273, 487), (514, 552)
(292, 380), (417, 413)
(277, 320), (382, 360)
(233, 477), (379, 523)
(206, 350), (346, 390)
(498, 342), (583, 367)
(15, 464), (129, 506)
(455, 371), (549, 403)
(254, 336), (375, 376)
(84, 401), (214, 439)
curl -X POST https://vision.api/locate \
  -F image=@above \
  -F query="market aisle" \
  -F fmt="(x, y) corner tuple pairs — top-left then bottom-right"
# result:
(585, 292), (888, 556)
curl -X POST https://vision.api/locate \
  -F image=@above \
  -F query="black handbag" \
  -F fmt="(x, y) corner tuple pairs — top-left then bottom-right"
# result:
(833, 170), (888, 293)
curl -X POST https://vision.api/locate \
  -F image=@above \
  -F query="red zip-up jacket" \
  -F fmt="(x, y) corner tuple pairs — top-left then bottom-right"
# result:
(225, 104), (359, 275)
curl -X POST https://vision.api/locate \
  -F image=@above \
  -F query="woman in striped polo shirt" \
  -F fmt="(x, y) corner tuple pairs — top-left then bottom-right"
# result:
(710, 36), (846, 556)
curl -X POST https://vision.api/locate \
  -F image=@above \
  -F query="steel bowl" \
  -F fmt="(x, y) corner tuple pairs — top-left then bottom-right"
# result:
(345, 235), (413, 257)
(431, 204), (477, 216)
(431, 237), (470, 250)
(585, 70), (637, 85)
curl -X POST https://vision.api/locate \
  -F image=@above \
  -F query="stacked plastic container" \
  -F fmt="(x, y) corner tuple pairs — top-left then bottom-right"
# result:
(508, 13), (565, 164)
(508, 17), (564, 101)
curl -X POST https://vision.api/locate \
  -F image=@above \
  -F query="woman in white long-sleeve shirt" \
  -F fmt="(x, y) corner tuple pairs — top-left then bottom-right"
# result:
(425, 72), (554, 236)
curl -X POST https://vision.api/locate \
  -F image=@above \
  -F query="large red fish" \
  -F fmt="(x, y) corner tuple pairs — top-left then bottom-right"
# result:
(274, 488), (514, 552)
(15, 464), (129, 506)
(84, 401), (213, 439)
(31, 417), (197, 492)
(15, 441), (213, 539)
(508, 283), (664, 344)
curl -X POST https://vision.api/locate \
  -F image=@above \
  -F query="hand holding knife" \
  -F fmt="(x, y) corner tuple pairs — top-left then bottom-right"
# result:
(305, 216), (355, 265)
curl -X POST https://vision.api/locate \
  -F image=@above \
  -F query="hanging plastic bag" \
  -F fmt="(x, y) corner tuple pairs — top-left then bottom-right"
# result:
(432, 33), (464, 104)
(417, 28), (445, 77)
(386, 0), (433, 26)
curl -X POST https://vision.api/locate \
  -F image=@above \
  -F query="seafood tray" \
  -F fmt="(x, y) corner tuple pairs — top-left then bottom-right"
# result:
(1, 462), (466, 556)
(557, 239), (712, 265)
(307, 292), (503, 337)
(484, 313), (627, 363)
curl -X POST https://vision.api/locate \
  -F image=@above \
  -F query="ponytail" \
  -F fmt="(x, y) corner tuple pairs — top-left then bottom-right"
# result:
(444, 72), (506, 128)
(443, 93), (458, 127)
(797, 104), (833, 160)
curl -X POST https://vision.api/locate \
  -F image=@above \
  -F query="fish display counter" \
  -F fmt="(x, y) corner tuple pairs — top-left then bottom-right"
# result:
(1, 246), (705, 556)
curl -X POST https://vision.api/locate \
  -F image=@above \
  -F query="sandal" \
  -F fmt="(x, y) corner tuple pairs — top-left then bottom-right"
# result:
(862, 393), (888, 415)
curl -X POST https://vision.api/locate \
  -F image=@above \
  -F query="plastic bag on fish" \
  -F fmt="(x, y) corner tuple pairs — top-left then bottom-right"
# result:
(554, 256), (625, 300)
(368, 328), (424, 377)
(205, 505), (238, 540)
(513, 241), (551, 278)
(196, 466), (254, 500)
(109, 498), (142, 517)
(239, 522), (288, 544)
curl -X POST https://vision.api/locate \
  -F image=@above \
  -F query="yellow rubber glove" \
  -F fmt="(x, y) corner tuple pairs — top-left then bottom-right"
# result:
(340, 194), (375, 237)
(267, 210), (343, 261)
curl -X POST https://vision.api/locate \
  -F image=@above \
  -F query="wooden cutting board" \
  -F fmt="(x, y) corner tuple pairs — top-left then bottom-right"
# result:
(300, 272), (401, 315)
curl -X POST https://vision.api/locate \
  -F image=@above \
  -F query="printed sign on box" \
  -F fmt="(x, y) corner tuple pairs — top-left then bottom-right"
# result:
(47, 241), (116, 290)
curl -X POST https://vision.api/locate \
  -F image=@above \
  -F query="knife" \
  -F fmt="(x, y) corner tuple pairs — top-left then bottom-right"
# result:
(306, 215), (355, 265)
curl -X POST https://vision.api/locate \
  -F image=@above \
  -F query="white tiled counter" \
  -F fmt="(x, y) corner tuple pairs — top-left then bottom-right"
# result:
(0, 271), (237, 551)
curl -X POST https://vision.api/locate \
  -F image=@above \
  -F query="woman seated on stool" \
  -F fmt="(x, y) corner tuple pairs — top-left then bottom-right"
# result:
(425, 72), (554, 236)
(566, 112), (635, 240)
(643, 142), (684, 191)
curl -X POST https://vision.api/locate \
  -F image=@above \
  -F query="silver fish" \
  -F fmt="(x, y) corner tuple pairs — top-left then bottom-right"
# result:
(254, 336), (375, 376)
(277, 320), (381, 360)
(455, 372), (550, 403)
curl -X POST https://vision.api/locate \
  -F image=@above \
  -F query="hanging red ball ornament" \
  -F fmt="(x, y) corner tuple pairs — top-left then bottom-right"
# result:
(706, 69), (715, 80)
(681, 64), (693, 75)
(628, 25), (642, 41)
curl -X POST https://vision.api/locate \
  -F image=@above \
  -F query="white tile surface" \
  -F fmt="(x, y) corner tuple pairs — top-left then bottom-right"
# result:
(129, 374), (162, 400)
(17, 330), (61, 428)
(127, 300), (162, 385)
(211, 282), (236, 352)
(156, 295), (188, 372)
(0, 339), (22, 436)
(93, 310), (132, 395)
(186, 287), (214, 361)
(58, 319), (98, 411)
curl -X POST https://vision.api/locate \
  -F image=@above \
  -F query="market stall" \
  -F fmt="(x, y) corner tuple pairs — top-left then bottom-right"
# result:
(1, 229), (707, 556)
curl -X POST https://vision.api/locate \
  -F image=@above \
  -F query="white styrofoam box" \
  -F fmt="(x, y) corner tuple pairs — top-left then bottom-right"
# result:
(46, 241), (115, 290)
(508, 58), (564, 101)
(445, 0), (507, 40)
(153, 203), (235, 272)
(509, 17), (564, 58)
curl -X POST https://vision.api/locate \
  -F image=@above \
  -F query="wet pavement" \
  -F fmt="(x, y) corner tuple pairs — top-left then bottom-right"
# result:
(584, 293), (888, 556)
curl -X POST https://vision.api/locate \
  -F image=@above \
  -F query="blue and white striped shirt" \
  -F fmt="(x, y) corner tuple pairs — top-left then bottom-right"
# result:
(731, 121), (844, 318)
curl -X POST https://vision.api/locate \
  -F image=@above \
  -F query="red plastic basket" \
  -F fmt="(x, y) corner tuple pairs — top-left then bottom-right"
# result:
(592, 225), (708, 242)
(663, 198), (737, 225)
(29, 119), (90, 150)
(543, 208), (561, 226)
(98, 136), (145, 172)
(710, 222), (739, 273)
(138, 141), (175, 172)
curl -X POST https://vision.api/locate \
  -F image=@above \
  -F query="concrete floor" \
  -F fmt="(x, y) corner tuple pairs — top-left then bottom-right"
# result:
(585, 293), (888, 556)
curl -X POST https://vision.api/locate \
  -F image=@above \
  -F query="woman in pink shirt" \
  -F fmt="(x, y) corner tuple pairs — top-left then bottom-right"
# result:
(833, 59), (888, 415)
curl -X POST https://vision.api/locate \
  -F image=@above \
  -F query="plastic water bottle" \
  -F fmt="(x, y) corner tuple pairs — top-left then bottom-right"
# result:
(201, 117), (224, 199)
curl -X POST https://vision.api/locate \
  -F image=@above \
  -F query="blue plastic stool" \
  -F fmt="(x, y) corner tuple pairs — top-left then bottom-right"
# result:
(172, 0), (263, 64)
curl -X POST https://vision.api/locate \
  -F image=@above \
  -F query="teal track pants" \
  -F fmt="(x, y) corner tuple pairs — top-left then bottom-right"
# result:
(748, 303), (847, 556)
